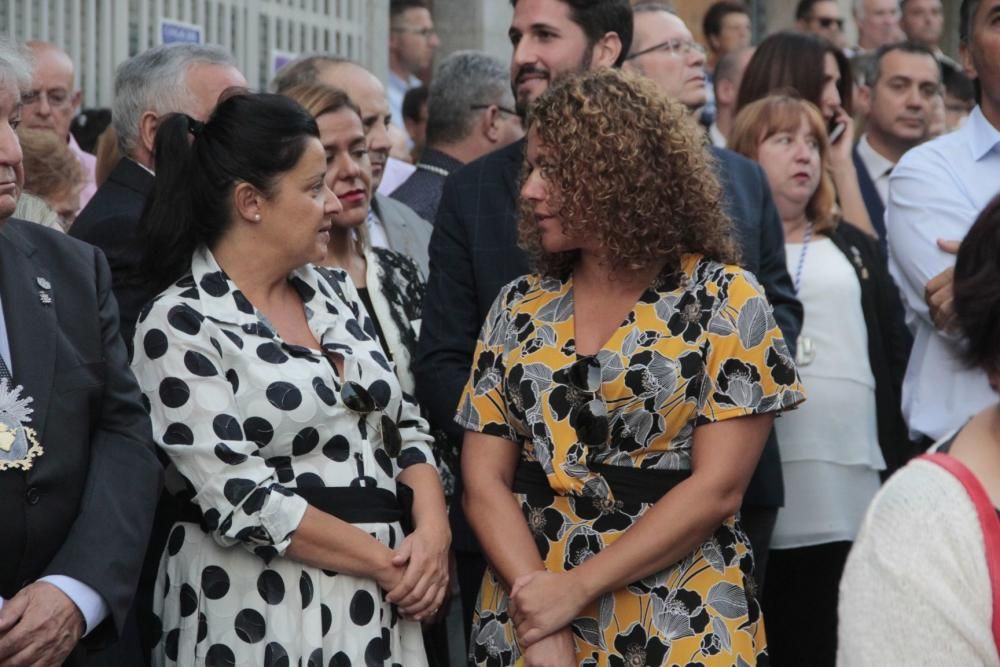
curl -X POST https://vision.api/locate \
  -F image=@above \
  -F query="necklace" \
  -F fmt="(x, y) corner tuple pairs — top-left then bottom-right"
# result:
(416, 162), (450, 178)
(792, 221), (817, 367)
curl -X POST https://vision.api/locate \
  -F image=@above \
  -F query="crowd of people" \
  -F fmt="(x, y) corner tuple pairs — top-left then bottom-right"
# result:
(0, 0), (997, 665)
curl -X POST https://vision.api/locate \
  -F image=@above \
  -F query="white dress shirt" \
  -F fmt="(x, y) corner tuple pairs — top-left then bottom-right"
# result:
(709, 121), (727, 148)
(387, 70), (421, 144)
(887, 106), (1000, 441)
(0, 296), (108, 635)
(856, 133), (895, 207)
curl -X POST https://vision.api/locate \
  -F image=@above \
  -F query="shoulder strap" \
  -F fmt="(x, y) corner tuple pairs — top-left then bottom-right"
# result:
(919, 453), (1000, 650)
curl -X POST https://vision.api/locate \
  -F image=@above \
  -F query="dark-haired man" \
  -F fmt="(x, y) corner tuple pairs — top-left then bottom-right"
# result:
(887, 0), (1000, 446)
(415, 0), (631, 639)
(701, 1), (752, 125)
(624, 1), (803, 590)
(388, 0), (439, 144)
(854, 42), (942, 247)
(795, 0), (848, 49)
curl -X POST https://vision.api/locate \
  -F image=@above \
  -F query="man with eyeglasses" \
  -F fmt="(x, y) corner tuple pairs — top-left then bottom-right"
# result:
(795, 0), (848, 50)
(624, 1), (802, 587)
(21, 41), (96, 214)
(393, 51), (523, 225)
(388, 0), (440, 145)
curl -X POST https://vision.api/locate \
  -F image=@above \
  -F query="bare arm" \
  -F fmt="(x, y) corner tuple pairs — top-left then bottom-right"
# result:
(511, 413), (774, 646)
(461, 431), (547, 591)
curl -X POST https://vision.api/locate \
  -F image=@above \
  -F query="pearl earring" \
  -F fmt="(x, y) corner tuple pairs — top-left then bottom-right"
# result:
(254, 213), (261, 221)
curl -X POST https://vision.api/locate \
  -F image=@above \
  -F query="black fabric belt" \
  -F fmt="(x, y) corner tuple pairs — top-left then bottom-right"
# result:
(513, 459), (691, 505)
(177, 485), (414, 531)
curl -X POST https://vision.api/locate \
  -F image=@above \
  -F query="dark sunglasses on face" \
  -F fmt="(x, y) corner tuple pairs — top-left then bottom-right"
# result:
(564, 356), (609, 450)
(341, 380), (403, 458)
(815, 16), (845, 29)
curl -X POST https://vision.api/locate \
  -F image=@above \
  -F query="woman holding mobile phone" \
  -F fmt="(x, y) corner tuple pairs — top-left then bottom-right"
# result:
(736, 31), (877, 240)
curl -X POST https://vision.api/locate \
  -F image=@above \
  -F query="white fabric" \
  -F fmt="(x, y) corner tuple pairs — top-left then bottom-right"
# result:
(887, 105), (1000, 441)
(378, 156), (417, 196)
(856, 133), (894, 207)
(387, 71), (421, 143)
(40, 575), (108, 637)
(709, 121), (727, 148)
(366, 208), (391, 250)
(837, 458), (999, 666)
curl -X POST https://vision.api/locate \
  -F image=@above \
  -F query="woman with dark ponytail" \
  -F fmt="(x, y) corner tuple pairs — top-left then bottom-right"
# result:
(131, 92), (447, 666)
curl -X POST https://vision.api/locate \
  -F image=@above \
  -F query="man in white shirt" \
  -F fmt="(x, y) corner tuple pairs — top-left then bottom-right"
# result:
(849, 0), (902, 56)
(388, 0), (439, 144)
(854, 42), (942, 244)
(900, 0), (961, 70)
(887, 0), (1000, 443)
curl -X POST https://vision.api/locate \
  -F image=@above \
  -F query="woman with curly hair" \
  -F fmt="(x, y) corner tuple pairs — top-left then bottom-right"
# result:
(457, 68), (805, 667)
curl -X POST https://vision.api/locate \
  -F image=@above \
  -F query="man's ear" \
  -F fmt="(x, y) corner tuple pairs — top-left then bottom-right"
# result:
(857, 83), (872, 109)
(232, 182), (262, 223)
(590, 31), (624, 69)
(70, 90), (82, 113)
(482, 105), (502, 143)
(138, 110), (159, 155)
(960, 42), (978, 81)
(717, 79), (734, 106)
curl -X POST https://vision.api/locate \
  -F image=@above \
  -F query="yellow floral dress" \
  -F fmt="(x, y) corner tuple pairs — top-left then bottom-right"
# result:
(456, 255), (805, 667)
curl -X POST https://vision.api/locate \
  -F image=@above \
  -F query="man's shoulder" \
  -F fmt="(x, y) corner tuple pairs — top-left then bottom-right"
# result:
(375, 192), (428, 226)
(710, 146), (762, 184)
(449, 139), (524, 185)
(895, 126), (971, 176)
(71, 177), (147, 241)
(2, 218), (97, 271)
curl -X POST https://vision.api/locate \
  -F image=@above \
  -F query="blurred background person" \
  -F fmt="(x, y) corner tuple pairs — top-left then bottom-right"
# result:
(401, 84), (429, 161)
(838, 194), (1000, 666)
(93, 124), (121, 187)
(461, 67), (803, 667)
(700, 0), (752, 126)
(273, 56), (432, 274)
(12, 191), (64, 231)
(389, 122), (414, 164)
(710, 46), (755, 147)
(850, 0), (902, 56)
(738, 31), (878, 240)
(899, 0), (959, 69)
(69, 107), (111, 155)
(392, 50), (522, 226)
(21, 41), (96, 211)
(17, 127), (85, 228)
(730, 93), (911, 667)
(853, 42), (942, 251)
(942, 62), (976, 131)
(388, 0), (439, 145)
(795, 0), (848, 50)
(133, 92), (447, 666)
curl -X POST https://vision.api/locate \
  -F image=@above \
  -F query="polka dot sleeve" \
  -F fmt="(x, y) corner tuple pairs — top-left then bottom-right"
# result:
(131, 297), (308, 559)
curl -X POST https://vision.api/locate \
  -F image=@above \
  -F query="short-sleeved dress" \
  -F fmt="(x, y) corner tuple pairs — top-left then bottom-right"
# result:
(131, 247), (437, 666)
(456, 255), (805, 667)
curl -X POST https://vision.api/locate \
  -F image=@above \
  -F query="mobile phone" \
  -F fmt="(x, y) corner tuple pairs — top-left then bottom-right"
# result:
(828, 119), (847, 144)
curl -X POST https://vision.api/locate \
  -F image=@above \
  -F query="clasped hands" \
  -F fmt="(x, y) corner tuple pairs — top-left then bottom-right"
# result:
(376, 521), (450, 622)
(508, 570), (590, 667)
(0, 582), (84, 667)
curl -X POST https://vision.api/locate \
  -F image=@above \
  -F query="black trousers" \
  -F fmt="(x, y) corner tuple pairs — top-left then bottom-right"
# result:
(740, 505), (778, 595)
(763, 541), (852, 667)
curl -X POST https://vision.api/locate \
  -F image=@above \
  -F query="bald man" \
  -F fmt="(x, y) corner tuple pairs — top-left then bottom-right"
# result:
(22, 41), (96, 212)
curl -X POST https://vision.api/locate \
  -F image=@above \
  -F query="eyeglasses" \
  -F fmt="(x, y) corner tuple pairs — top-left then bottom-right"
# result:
(625, 38), (706, 61)
(341, 380), (403, 457)
(21, 88), (73, 109)
(813, 16), (845, 29)
(391, 26), (437, 38)
(561, 355), (609, 450)
(470, 103), (519, 116)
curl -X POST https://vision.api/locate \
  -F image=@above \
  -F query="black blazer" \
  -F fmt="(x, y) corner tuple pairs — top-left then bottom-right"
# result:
(69, 158), (156, 352)
(828, 221), (915, 476)
(0, 220), (161, 657)
(416, 138), (802, 524)
(852, 146), (888, 255)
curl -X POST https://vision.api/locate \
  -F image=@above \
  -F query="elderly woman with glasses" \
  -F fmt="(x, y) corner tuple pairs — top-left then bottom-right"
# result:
(457, 69), (804, 667)
(130, 91), (447, 666)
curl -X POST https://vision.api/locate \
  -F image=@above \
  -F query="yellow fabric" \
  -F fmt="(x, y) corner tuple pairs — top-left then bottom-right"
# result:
(458, 255), (805, 666)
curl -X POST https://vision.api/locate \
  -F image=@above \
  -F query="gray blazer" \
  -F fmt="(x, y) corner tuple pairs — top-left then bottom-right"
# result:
(372, 193), (433, 278)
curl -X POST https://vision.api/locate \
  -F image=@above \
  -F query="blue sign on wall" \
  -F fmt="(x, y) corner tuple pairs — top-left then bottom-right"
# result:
(159, 18), (203, 45)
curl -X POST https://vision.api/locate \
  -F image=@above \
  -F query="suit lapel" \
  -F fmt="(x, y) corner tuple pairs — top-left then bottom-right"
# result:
(500, 139), (525, 203)
(0, 223), (57, 443)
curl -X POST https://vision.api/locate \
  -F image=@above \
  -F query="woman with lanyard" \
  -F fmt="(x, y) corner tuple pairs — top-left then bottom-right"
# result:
(728, 93), (911, 667)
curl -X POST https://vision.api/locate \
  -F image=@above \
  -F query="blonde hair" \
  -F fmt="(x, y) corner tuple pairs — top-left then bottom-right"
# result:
(17, 128), (84, 201)
(728, 93), (838, 234)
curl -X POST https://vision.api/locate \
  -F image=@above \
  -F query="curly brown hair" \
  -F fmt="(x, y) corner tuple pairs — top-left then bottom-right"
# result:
(519, 68), (738, 279)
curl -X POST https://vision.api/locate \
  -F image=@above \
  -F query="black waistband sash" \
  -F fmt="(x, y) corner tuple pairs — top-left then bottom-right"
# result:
(178, 485), (413, 530)
(513, 459), (692, 505)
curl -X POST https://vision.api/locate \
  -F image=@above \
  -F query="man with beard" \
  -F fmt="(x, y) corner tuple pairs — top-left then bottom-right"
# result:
(415, 0), (632, 635)
(622, 1), (802, 588)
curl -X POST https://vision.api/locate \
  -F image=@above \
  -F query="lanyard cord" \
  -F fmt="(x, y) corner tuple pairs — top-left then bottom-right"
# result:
(792, 221), (814, 295)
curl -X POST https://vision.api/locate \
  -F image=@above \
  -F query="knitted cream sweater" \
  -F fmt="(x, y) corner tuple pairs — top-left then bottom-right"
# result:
(837, 459), (999, 666)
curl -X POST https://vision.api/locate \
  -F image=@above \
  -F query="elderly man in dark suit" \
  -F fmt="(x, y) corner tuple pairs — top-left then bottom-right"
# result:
(0, 38), (161, 666)
(416, 0), (802, 627)
(69, 44), (246, 351)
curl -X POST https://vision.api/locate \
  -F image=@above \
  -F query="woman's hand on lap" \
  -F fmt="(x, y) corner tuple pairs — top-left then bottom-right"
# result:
(386, 518), (451, 620)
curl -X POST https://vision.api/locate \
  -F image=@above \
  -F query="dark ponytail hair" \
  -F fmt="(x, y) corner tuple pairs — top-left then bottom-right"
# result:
(139, 92), (320, 291)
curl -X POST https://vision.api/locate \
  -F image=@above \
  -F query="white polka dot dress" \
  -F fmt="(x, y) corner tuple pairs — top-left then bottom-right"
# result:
(131, 247), (435, 667)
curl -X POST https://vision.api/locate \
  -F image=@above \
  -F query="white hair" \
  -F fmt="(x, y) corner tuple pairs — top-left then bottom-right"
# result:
(0, 37), (33, 97)
(112, 43), (237, 156)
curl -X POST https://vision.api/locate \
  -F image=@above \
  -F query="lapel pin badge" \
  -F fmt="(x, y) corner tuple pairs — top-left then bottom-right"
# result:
(39, 291), (52, 305)
(36, 277), (51, 290)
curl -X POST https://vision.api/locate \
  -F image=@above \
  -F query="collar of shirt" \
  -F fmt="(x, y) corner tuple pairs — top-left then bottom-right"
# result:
(417, 147), (464, 175)
(967, 106), (1000, 161)
(0, 294), (10, 372)
(388, 70), (421, 95)
(857, 133), (896, 179)
(708, 122), (727, 149)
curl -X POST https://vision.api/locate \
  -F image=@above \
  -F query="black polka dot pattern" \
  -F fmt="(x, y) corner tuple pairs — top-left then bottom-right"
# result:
(134, 255), (434, 664)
